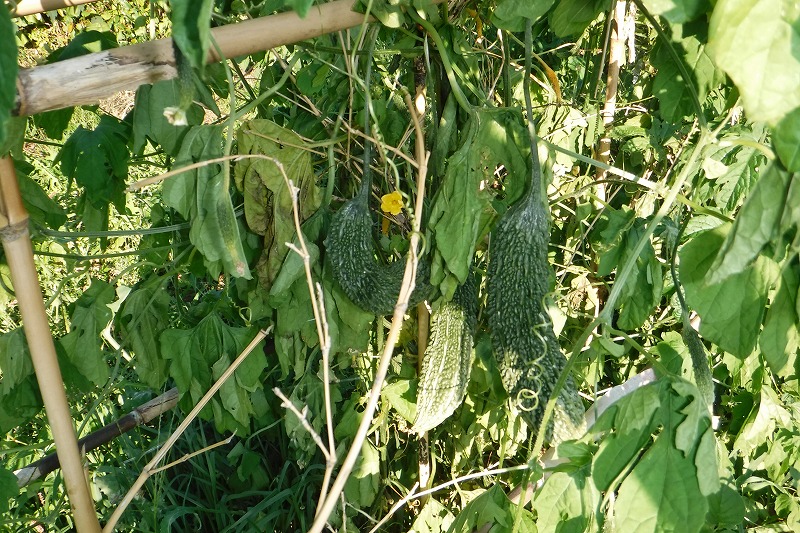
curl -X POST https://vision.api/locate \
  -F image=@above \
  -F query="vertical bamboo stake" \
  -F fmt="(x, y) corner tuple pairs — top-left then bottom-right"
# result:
(0, 157), (101, 533)
(594, 0), (630, 198)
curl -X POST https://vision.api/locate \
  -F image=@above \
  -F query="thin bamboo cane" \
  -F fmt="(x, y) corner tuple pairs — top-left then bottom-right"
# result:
(15, 388), (179, 488)
(10, 0), (99, 17)
(0, 157), (102, 533)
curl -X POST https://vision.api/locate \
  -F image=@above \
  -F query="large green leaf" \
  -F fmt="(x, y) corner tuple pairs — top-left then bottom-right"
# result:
(17, 172), (67, 230)
(608, 379), (715, 533)
(428, 108), (529, 296)
(706, 164), (790, 285)
(535, 466), (601, 533)
(118, 284), (171, 388)
(493, 0), (555, 31)
(0, 4), (17, 152)
(163, 125), (252, 279)
(592, 208), (662, 329)
(343, 440), (381, 508)
(761, 260), (800, 376)
(614, 429), (707, 532)
(652, 33), (723, 123)
(707, 0), (800, 125)
(169, 0), (213, 72)
(161, 312), (264, 434)
(549, 0), (608, 38)
(642, 0), (710, 23)
(58, 279), (115, 386)
(132, 79), (205, 156)
(680, 225), (779, 357)
(698, 126), (766, 214)
(0, 329), (33, 395)
(57, 115), (130, 232)
(0, 376), (41, 433)
(235, 120), (320, 290)
(447, 485), (535, 533)
(773, 107), (800, 172)
(0, 466), (18, 513)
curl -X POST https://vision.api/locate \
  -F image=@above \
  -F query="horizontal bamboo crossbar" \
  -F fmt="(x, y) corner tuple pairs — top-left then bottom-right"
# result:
(14, 0), (375, 116)
(10, 0), (99, 17)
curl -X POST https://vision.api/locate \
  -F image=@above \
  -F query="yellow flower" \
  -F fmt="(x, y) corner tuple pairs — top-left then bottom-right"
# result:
(380, 191), (403, 216)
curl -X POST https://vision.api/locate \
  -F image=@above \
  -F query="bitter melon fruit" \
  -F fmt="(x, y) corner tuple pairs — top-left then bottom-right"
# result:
(325, 160), (433, 315)
(486, 149), (584, 445)
(413, 274), (477, 434)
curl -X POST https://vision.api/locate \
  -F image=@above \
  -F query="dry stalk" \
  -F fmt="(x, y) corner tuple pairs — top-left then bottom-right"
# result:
(273, 387), (332, 464)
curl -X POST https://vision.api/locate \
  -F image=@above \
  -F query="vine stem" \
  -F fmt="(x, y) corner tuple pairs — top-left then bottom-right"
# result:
(307, 89), (429, 533)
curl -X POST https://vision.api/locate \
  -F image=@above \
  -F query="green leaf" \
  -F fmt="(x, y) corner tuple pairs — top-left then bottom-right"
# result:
(212, 354), (254, 429)
(493, 0), (555, 31)
(132, 80), (205, 156)
(535, 467), (601, 533)
(706, 164), (790, 285)
(0, 376), (41, 433)
(161, 312), (262, 434)
(0, 466), (19, 513)
(343, 440), (381, 508)
(284, 0), (315, 18)
(235, 120), (320, 288)
(761, 260), (800, 376)
(707, 0), (800, 125)
(429, 108), (529, 294)
(49, 30), (117, 60)
(671, 381), (718, 495)
(354, 0), (407, 27)
(59, 279), (115, 386)
(118, 284), (171, 388)
(615, 427), (707, 533)
(774, 107), (800, 172)
(57, 115), (130, 229)
(447, 486), (512, 533)
(706, 483), (746, 528)
(0, 116), (26, 158)
(164, 125), (252, 279)
(549, 0), (607, 38)
(733, 386), (791, 457)
(0, 329), (33, 394)
(169, 0), (213, 72)
(652, 33), (723, 123)
(593, 209), (662, 329)
(641, 0), (710, 23)
(412, 499), (455, 533)
(0, 4), (17, 151)
(591, 383), (663, 490)
(17, 172), (68, 229)
(680, 225), (779, 357)
(382, 379), (417, 423)
(700, 127), (765, 214)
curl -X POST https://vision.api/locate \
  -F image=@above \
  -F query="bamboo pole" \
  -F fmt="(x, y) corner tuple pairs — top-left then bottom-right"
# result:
(0, 157), (102, 533)
(10, 0), (99, 17)
(594, 0), (629, 197)
(15, 388), (179, 488)
(15, 0), (375, 116)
